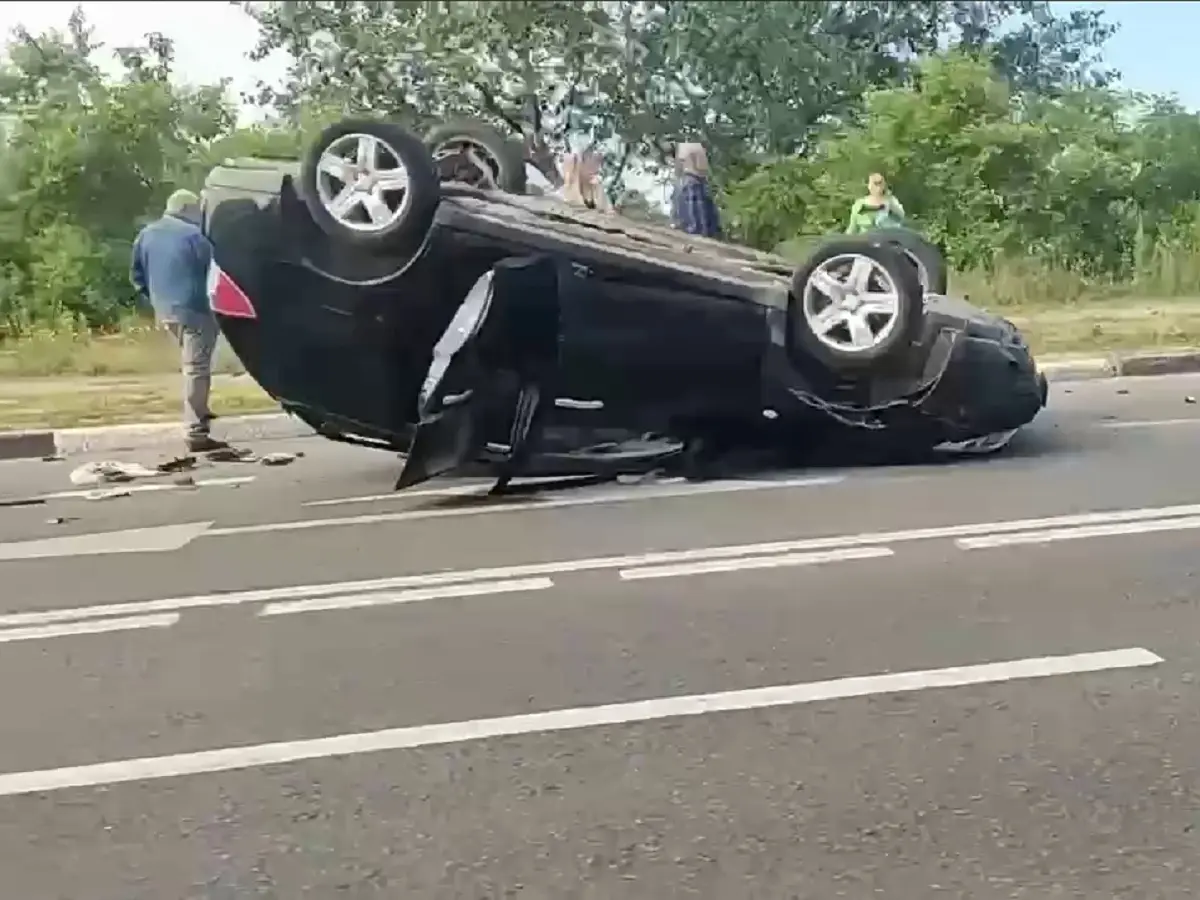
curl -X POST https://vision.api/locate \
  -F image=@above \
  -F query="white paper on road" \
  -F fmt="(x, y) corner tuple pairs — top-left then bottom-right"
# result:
(0, 647), (1162, 798)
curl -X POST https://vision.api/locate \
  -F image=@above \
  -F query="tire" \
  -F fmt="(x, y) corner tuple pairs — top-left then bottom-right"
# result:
(425, 119), (528, 194)
(789, 237), (924, 374)
(300, 118), (439, 256)
(867, 228), (948, 295)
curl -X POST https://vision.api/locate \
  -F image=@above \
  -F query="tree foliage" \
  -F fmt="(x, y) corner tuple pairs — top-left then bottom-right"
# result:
(241, 1), (1117, 178)
(721, 52), (1200, 289)
(0, 9), (235, 333)
(3, 1), (1199, 335)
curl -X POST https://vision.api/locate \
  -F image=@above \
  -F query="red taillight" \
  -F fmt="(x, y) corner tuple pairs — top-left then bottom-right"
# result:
(207, 262), (257, 320)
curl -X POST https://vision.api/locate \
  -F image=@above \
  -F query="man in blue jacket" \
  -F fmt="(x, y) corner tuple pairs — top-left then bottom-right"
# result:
(131, 189), (229, 453)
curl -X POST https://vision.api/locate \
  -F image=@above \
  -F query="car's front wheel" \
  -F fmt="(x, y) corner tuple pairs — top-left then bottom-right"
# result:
(299, 118), (440, 257)
(788, 237), (925, 376)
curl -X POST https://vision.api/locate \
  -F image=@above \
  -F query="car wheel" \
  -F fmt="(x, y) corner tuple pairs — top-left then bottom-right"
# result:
(425, 120), (528, 194)
(789, 237), (924, 374)
(300, 118), (439, 256)
(868, 229), (949, 295)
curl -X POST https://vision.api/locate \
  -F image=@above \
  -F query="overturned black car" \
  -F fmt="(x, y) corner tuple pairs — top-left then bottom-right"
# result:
(203, 118), (1047, 491)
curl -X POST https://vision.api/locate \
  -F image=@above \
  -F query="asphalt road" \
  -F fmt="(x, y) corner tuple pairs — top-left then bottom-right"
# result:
(0, 373), (1199, 898)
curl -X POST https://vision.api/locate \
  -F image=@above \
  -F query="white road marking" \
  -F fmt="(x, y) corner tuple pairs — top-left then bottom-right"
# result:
(0, 522), (213, 562)
(5, 502), (1200, 627)
(304, 477), (581, 507)
(958, 515), (1200, 550)
(619, 546), (894, 580)
(0, 613), (178, 644)
(260, 577), (555, 617)
(209, 475), (846, 537)
(37, 476), (255, 502)
(1100, 418), (1200, 430)
(0, 648), (1161, 798)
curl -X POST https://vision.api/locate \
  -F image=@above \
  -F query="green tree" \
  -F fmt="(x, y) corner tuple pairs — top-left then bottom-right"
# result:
(241, 1), (1117, 187)
(0, 7), (235, 333)
(722, 50), (1200, 286)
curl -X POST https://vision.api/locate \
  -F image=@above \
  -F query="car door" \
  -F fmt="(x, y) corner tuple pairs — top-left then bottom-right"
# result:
(393, 269), (497, 488)
(394, 255), (564, 489)
(554, 263), (767, 427)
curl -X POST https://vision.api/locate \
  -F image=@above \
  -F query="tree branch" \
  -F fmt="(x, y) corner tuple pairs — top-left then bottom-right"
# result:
(606, 142), (635, 202)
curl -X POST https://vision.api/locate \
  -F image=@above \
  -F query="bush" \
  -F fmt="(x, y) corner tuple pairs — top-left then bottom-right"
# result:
(721, 53), (1200, 303)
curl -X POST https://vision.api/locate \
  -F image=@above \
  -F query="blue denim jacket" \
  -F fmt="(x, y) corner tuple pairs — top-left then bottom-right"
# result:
(130, 214), (213, 325)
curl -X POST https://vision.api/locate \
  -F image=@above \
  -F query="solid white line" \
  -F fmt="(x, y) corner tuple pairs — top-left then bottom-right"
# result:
(619, 546), (894, 580)
(39, 476), (255, 502)
(0, 522), (213, 562)
(209, 475), (847, 536)
(304, 477), (578, 507)
(1100, 418), (1200, 430)
(0, 648), (1161, 798)
(6, 501), (1200, 627)
(958, 515), (1200, 550)
(259, 577), (555, 617)
(0, 613), (179, 644)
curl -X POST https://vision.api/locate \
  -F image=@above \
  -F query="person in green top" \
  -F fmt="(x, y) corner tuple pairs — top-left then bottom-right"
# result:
(846, 172), (906, 234)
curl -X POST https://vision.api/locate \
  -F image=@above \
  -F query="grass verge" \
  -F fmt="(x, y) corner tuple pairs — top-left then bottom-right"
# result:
(0, 325), (245, 379)
(0, 375), (276, 431)
(1007, 299), (1200, 357)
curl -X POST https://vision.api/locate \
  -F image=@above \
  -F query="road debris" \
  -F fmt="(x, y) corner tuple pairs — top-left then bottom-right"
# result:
(156, 455), (197, 474)
(206, 446), (257, 463)
(83, 488), (132, 501)
(68, 460), (159, 486)
(259, 451), (298, 467)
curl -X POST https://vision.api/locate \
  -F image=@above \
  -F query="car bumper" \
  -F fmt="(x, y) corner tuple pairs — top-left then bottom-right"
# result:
(913, 312), (1047, 439)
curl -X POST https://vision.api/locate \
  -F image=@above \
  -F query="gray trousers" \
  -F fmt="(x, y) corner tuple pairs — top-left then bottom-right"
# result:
(165, 318), (219, 438)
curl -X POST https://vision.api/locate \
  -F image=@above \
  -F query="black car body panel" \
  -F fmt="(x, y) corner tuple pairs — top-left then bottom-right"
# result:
(204, 168), (1047, 488)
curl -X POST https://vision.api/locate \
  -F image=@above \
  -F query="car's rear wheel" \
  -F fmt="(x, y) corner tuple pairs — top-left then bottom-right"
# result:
(426, 120), (527, 194)
(300, 118), (439, 256)
(867, 228), (948, 295)
(789, 238), (924, 375)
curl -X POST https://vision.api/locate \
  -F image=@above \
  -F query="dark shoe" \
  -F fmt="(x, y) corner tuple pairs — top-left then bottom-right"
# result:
(185, 435), (230, 453)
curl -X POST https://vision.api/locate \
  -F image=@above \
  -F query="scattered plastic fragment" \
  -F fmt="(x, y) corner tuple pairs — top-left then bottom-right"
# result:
(69, 460), (158, 486)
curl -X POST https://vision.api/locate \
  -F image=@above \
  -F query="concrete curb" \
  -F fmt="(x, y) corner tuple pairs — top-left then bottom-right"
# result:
(1039, 350), (1200, 382)
(0, 412), (313, 461)
(1038, 357), (1117, 382)
(2, 349), (1199, 461)
(0, 429), (58, 461)
(1110, 349), (1200, 377)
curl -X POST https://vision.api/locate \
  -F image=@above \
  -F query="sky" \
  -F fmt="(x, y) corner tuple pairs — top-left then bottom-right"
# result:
(1, 2), (1198, 115)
